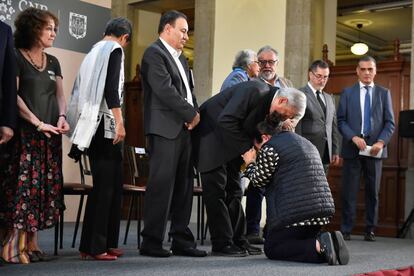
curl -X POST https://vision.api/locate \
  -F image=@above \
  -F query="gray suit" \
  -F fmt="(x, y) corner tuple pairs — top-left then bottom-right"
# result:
(296, 84), (339, 167)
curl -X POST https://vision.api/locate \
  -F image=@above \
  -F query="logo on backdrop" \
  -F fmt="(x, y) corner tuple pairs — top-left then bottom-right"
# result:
(69, 11), (87, 39)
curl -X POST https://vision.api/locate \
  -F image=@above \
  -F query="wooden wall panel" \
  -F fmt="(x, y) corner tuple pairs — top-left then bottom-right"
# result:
(325, 60), (410, 237)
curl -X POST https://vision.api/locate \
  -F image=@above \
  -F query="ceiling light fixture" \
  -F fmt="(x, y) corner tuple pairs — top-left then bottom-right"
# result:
(350, 23), (369, 55)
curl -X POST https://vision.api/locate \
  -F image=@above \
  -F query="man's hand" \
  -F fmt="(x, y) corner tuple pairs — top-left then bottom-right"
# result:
(113, 121), (126, 144)
(351, 136), (367, 151)
(0, 126), (14, 144)
(370, 141), (384, 156)
(281, 119), (295, 131)
(242, 148), (256, 165)
(185, 112), (200, 130)
(330, 154), (340, 166)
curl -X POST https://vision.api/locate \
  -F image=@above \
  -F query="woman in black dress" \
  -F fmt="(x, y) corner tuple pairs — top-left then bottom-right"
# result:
(0, 8), (69, 263)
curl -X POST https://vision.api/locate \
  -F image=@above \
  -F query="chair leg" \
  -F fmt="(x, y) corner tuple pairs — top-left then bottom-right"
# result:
(60, 209), (64, 249)
(54, 215), (59, 256)
(72, 195), (85, 248)
(201, 197), (205, 245)
(196, 195), (201, 240)
(124, 195), (136, 245)
(138, 193), (143, 249)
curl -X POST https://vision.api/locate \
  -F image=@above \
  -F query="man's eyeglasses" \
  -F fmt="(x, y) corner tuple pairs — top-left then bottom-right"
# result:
(258, 60), (278, 67)
(311, 71), (329, 80)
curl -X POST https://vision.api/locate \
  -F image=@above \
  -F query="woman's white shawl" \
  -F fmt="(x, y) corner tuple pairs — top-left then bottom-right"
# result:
(66, 40), (124, 150)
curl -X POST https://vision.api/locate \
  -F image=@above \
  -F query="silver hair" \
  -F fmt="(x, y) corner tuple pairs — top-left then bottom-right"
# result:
(275, 87), (307, 119)
(257, 45), (279, 58)
(232, 49), (257, 70)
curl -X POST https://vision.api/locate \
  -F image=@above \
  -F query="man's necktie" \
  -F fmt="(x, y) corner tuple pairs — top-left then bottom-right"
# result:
(316, 91), (326, 117)
(363, 86), (371, 136)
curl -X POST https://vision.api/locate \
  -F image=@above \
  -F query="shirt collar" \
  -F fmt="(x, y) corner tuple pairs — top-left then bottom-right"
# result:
(159, 37), (182, 58)
(359, 81), (374, 89)
(307, 82), (319, 94)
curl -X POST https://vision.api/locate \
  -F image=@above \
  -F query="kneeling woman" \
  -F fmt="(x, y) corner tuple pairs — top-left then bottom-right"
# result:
(242, 113), (349, 265)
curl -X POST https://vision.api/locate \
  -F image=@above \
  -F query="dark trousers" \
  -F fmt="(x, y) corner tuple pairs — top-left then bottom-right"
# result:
(79, 123), (123, 255)
(201, 157), (248, 250)
(340, 156), (383, 233)
(264, 225), (325, 263)
(245, 186), (265, 235)
(141, 130), (196, 250)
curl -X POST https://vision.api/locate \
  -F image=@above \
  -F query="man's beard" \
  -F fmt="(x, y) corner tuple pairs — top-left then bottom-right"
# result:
(260, 70), (276, 81)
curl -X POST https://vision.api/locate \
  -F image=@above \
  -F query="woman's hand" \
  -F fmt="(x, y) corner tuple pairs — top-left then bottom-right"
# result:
(113, 121), (126, 144)
(57, 116), (70, 134)
(242, 148), (256, 165)
(37, 122), (60, 138)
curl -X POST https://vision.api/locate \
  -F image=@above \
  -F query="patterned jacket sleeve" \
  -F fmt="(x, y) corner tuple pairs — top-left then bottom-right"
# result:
(243, 145), (279, 188)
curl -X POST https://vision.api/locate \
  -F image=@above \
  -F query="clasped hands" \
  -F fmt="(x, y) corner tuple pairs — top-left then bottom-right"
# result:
(37, 116), (70, 138)
(242, 147), (257, 165)
(185, 112), (200, 130)
(351, 136), (384, 156)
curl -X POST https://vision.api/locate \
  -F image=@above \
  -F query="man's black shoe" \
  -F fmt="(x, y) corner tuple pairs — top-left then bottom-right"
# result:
(238, 243), (263, 255)
(331, 231), (350, 265)
(140, 247), (172, 257)
(211, 245), (248, 257)
(171, 247), (207, 257)
(246, 233), (264, 245)
(364, 232), (376, 242)
(319, 232), (337, 265)
(342, 232), (351, 241)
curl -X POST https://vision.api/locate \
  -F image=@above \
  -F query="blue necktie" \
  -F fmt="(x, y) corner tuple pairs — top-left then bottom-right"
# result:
(363, 86), (371, 136)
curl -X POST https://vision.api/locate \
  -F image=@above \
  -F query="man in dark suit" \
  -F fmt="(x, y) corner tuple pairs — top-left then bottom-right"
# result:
(296, 60), (340, 173)
(140, 10), (206, 258)
(194, 82), (306, 256)
(0, 21), (17, 145)
(337, 56), (395, 242)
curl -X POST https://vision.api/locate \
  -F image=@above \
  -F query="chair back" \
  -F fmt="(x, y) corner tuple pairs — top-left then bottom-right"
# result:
(125, 146), (148, 186)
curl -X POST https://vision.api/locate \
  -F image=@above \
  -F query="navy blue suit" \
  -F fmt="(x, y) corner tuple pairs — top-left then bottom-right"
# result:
(0, 21), (17, 131)
(337, 82), (395, 234)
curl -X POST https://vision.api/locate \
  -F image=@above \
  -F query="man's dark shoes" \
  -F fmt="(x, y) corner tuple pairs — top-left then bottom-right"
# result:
(342, 232), (351, 241)
(171, 247), (207, 257)
(331, 231), (350, 265)
(211, 245), (248, 257)
(238, 243), (263, 255)
(140, 247), (172, 257)
(246, 233), (264, 245)
(364, 232), (376, 242)
(318, 232), (337, 265)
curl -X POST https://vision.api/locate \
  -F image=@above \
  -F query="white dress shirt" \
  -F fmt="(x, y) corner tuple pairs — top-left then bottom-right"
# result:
(359, 81), (373, 135)
(308, 82), (326, 105)
(159, 37), (193, 106)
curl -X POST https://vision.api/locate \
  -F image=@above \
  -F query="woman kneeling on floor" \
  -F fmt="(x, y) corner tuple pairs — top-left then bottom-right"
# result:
(242, 112), (349, 265)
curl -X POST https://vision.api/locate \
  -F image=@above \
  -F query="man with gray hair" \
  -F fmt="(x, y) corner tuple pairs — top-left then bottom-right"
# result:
(193, 81), (306, 257)
(220, 49), (260, 91)
(257, 45), (293, 88)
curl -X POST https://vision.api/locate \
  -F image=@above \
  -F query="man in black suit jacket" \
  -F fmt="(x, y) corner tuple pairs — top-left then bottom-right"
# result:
(0, 21), (17, 145)
(296, 60), (340, 173)
(140, 10), (206, 258)
(193, 81), (306, 256)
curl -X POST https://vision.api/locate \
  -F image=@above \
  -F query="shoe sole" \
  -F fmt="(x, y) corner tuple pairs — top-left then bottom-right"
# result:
(211, 251), (248, 257)
(320, 232), (337, 265)
(331, 231), (350, 265)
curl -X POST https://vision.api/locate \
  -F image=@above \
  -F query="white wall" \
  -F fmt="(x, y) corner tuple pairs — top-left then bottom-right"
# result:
(211, 0), (287, 94)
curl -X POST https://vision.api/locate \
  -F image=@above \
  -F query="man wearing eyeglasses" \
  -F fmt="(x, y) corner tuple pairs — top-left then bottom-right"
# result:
(245, 45), (295, 245)
(295, 60), (340, 173)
